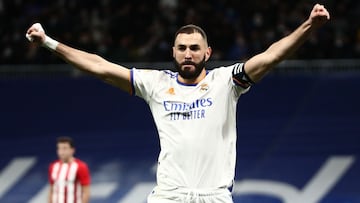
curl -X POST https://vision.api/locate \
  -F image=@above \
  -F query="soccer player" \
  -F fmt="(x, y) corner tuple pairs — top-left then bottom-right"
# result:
(27, 4), (329, 203)
(48, 137), (91, 203)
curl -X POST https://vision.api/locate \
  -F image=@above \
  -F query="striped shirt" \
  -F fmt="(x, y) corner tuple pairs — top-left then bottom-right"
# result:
(49, 158), (90, 203)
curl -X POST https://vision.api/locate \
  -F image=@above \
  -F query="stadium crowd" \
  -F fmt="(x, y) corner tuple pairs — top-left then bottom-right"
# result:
(1, 0), (359, 64)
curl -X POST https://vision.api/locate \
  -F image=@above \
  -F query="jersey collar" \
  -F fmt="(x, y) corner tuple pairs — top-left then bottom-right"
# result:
(176, 70), (210, 86)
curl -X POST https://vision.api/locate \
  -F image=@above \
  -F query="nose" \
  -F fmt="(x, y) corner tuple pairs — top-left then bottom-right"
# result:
(184, 48), (192, 60)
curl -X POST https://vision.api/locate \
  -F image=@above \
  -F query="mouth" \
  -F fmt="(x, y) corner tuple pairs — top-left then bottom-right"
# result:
(182, 64), (195, 68)
(181, 65), (196, 72)
(181, 61), (196, 68)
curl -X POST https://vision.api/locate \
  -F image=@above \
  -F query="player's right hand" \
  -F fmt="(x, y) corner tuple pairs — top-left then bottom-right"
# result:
(25, 23), (46, 45)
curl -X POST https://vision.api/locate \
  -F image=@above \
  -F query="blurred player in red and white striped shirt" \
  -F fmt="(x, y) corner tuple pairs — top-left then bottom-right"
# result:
(48, 136), (91, 203)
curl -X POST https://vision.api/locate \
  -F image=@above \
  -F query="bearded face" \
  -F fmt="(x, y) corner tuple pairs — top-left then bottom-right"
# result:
(174, 55), (206, 80)
(173, 32), (212, 82)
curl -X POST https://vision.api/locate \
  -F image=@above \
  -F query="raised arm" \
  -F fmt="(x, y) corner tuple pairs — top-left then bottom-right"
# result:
(26, 23), (132, 93)
(244, 4), (330, 82)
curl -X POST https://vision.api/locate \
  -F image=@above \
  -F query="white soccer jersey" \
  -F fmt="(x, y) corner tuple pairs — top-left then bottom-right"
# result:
(131, 63), (249, 190)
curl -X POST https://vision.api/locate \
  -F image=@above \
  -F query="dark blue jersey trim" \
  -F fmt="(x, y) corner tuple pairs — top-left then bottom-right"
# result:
(176, 77), (198, 86)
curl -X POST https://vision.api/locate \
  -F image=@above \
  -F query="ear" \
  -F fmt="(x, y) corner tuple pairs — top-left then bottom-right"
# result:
(205, 46), (212, 61)
(172, 46), (176, 59)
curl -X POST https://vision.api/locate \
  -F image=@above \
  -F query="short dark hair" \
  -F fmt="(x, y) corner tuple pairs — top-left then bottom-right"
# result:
(57, 136), (75, 148)
(174, 24), (208, 45)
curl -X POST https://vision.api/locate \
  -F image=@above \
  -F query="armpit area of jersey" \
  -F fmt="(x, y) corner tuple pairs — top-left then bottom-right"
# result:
(232, 63), (254, 88)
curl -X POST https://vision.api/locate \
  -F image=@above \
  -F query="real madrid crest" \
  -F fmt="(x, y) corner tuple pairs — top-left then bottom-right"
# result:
(200, 83), (209, 92)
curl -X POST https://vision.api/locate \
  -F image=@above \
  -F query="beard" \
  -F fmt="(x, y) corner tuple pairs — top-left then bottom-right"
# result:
(174, 56), (206, 80)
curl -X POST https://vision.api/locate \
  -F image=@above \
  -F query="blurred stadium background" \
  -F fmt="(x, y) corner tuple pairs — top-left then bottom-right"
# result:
(1, 0), (360, 203)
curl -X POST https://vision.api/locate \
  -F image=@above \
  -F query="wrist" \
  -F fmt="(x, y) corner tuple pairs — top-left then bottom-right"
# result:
(42, 35), (59, 51)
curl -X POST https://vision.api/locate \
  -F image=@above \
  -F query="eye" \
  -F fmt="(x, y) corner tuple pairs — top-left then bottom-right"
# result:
(189, 45), (200, 51)
(177, 45), (186, 51)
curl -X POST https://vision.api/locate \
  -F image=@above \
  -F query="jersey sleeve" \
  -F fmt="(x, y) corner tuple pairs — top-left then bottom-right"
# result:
(231, 62), (254, 89)
(130, 68), (162, 102)
(77, 162), (91, 186)
(215, 63), (251, 98)
(48, 163), (54, 184)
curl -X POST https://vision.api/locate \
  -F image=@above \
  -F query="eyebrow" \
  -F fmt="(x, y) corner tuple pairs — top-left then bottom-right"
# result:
(176, 44), (201, 49)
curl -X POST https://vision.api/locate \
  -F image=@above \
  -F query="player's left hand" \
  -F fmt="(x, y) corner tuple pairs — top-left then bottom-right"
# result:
(309, 4), (330, 28)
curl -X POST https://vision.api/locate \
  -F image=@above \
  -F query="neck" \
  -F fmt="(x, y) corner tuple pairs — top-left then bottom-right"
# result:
(61, 157), (74, 163)
(178, 69), (206, 85)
